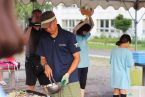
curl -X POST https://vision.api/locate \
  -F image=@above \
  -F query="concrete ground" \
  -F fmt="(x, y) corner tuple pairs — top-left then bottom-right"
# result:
(2, 49), (145, 97)
(2, 50), (113, 97)
(85, 57), (112, 97)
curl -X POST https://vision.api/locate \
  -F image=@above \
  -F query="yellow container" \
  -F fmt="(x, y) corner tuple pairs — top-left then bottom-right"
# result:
(130, 67), (142, 86)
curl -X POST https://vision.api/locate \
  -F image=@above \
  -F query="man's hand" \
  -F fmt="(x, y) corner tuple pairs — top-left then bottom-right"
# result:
(41, 56), (53, 80)
(44, 65), (53, 80)
(61, 73), (70, 86)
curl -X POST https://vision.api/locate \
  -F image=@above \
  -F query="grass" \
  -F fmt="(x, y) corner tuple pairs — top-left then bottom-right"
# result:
(90, 36), (118, 43)
(88, 42), (115, 50)
(88, 42), (145, 50)
(88, 37), (145, 50)
(135, 44), (145, 50)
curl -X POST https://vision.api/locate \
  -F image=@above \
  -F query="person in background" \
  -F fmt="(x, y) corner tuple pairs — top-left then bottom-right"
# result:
(110, 34), (134, 97)
(37, 11), (81, 97)
(73, 16), (94, 97)
(24, 9), (49, 91)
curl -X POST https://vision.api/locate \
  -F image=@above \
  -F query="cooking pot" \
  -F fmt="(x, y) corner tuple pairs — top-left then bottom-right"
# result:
(43, 77), (62, 94)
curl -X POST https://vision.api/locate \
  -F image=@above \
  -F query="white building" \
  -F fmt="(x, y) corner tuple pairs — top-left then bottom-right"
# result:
(53, 4), (145, 40)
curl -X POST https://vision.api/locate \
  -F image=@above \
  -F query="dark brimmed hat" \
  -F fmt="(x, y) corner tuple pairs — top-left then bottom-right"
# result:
(73, 19), (93, 35)
(41, 11), (56, 28)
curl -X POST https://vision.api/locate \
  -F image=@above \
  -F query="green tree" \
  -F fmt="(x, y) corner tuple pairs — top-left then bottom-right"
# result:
(114, 14), (132, 33)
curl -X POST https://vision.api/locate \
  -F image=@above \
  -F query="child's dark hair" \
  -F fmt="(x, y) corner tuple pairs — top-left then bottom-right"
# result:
(116, 34), (131, 46)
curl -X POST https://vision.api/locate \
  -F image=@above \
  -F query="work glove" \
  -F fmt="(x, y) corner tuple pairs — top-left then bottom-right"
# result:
(61, 73), (70, 86)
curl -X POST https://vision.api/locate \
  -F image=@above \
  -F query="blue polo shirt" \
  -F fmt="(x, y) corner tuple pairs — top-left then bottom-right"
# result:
(37, 25), (80, 83)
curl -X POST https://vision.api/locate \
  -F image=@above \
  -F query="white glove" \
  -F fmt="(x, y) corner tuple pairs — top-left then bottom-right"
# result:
(61, 73), (70, 86)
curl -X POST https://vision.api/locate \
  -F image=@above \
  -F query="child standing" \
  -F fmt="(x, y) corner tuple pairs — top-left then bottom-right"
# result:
(110, 34), (134, 97)
(73, 16), (94, 97)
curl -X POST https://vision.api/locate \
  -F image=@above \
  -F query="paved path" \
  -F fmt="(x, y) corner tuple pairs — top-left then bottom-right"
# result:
(85, 57), (112, 97)
(88, 48), (111, 57)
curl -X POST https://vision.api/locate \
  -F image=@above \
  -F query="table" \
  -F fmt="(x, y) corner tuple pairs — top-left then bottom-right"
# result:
(135, 63), (145, 86)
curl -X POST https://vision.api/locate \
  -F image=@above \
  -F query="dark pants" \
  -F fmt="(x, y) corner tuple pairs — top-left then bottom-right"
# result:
(25, 55), (50, 85)
(78, 67), (88, 89)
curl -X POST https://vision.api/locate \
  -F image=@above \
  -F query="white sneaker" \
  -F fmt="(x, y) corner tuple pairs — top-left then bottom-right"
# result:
(0, 81), (7, 86)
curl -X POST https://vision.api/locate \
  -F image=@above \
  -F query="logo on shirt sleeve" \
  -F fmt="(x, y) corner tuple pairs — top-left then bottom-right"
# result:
(74, 43), (79, 48)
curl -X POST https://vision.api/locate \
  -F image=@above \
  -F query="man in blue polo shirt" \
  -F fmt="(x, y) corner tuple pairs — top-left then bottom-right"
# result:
(37, 11), (81, 97)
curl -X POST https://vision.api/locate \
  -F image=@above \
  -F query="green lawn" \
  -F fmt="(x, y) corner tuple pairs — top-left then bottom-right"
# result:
(88, 42), (115, 50)
(88, 37), (145, 50)
(88, 41), (145, 50)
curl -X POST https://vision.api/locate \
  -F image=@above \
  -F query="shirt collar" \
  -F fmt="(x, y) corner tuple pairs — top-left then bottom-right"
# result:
(44, 24), (63, 40)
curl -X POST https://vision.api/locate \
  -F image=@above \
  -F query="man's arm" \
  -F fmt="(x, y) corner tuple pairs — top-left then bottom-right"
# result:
(61, 52), (80, 85)
(66, 33), (80, 74)
(67, 52), (80, 75)
(40, 56), (53, 80)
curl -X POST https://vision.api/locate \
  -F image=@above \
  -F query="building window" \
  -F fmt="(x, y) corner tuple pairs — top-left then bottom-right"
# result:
(97, 19), (117, 33)
(62, 20), (68, 28)
(111, 20), (114, 27)
(69, 20), (75, 27)
(101, 20), (104, 28)
(110, 20), (115, 33)
(62, 19), (81, 32)
(106, 20), (109, 27)
(143, 19), (145, 34)
(100, 19), (110, 32)
(105, 20), (109, 32)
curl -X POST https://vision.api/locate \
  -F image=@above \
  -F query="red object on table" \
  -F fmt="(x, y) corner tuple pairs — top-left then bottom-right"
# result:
(0, 57), (20, 70)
